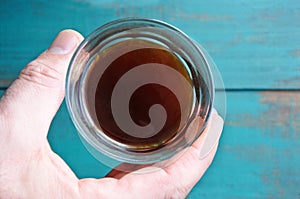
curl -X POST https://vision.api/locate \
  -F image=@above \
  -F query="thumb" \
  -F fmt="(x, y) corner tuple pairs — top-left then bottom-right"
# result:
(0, 30), (83, 140)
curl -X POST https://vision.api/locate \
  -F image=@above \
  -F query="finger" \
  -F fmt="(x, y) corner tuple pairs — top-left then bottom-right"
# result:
(160, 109), (224, 196)
(83, 109), (224, 198)
(0, 30), (83, 141)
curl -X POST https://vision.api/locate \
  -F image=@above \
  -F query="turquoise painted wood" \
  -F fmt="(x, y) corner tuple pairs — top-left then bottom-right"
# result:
(1, 0), (300, 198)
(0, 0), (300, 89)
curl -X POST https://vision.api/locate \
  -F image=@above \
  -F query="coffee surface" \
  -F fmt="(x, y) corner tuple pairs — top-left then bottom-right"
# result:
(87, 40), (194, 151)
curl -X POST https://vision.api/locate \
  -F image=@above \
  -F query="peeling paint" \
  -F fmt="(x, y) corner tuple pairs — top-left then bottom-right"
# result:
(260, 91), (300, 139)
(289, 49), (300, 58)
(172, 11), (232, 22)
(226, 92), (300, 140)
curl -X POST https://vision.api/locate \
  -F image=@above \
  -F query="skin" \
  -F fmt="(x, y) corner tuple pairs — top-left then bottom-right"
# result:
(0, 30), (224, 199)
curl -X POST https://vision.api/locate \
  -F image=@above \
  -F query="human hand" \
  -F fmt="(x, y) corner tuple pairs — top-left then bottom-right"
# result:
(0, 30), (224, 198)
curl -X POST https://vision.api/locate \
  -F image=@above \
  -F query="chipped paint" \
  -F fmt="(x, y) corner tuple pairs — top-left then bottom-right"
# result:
(227, 92), (300, 139)
(172, 12), (232, 22)
(289, 49), (300, 58)
(260, 91), (300, 138)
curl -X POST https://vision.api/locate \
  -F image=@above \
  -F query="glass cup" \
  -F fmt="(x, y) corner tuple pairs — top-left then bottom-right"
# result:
(66, 18), (225, 172)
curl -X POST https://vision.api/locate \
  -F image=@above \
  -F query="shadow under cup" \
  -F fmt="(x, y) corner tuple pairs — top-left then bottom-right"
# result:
(66, 19), (217, 171)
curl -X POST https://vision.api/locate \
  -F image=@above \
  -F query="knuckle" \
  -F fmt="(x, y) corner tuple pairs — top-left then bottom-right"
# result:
(20, 59), (63, 88)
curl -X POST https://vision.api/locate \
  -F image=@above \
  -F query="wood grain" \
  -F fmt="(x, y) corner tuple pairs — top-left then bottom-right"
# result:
(1, 90), (299, 198)
(0, 0), (299, 89)
(189, 91), (300, 198)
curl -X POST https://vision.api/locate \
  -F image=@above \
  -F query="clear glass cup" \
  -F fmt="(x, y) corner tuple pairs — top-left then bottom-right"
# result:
(66, 18), (225, 172)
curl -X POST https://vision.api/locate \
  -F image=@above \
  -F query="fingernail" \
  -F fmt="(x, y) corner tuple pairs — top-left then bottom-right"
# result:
(48, 30), (79, 54)
(199, 109), (224, 160)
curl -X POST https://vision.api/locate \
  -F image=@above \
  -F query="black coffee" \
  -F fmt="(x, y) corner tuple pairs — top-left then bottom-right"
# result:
(86, 40), (194, 151)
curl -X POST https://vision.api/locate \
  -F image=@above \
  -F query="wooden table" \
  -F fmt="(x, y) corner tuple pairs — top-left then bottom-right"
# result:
(1, 1), (299, 198)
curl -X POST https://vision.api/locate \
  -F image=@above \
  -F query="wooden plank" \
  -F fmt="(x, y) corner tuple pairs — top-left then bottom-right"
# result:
(0, 0), (299, 89)
(1, 89), (299, 198)
(189, 91), (300, 198)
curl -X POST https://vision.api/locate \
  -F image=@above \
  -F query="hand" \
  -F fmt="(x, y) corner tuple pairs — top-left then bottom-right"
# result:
(0, 30), (224, 198)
